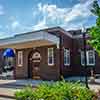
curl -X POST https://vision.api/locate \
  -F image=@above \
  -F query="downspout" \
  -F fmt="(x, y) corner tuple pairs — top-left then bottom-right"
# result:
(59, 35), (63, 80)
(47, 31), (63, 80)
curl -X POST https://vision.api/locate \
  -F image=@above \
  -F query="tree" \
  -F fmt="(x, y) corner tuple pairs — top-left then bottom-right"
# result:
(88, 0), (100, 54)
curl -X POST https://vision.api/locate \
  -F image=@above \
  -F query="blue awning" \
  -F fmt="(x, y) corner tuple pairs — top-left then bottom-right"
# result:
(3, 48), (15, 57)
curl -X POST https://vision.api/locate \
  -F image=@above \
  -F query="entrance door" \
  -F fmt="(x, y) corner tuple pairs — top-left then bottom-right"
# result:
(29, 51), (41, 79)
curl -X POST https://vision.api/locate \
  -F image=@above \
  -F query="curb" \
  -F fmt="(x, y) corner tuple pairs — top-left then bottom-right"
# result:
(0, 94), (15, 99)
(0, 84), (37, 88)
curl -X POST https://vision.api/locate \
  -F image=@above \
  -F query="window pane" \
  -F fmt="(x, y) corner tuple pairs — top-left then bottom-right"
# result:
(18, 51), (23, 66)
(89, 57), (94, 64)
(81, 51), (85, 66)
(48, 48), (54, 65)
(49, 57), (53, 64)
(87, 51), (95, 65)
(64, 49), (70, 65)
(81, 50), (95, 66)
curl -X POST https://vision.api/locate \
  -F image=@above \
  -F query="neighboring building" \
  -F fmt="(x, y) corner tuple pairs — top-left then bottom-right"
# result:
(0, 27), (99, 80)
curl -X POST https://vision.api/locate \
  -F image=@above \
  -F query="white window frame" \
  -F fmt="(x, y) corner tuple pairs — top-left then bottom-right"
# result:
(64, 48), (70, 66)
(87, 50), (95, 66)
(18, 51), (23, 67)
(48, 48), (54, 66)
(81, 50), (95, 66)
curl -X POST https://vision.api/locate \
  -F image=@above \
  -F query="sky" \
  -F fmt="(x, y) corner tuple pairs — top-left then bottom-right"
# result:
(0, 0), (98, 39)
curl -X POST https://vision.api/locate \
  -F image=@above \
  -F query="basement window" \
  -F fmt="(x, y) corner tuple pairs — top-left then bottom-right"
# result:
(48, 48), (54, 66)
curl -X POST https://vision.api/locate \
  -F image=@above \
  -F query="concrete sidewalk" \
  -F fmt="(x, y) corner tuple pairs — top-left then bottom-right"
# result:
(0, 87), (17, 99)
(0, 76), (100, 87)
(0, 80), (45, 99)
(0, 80), (42, 87)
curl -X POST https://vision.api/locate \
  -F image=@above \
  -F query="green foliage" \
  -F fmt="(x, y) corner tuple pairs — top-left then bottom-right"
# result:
(15, 84), (34, 100)
(15, 81), (95, 100)
(91, 0), (100, 16)
(88, 0), (100, 54)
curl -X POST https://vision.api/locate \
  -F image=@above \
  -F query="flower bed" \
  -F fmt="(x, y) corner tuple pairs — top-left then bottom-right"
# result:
(15, 81), (95, 100)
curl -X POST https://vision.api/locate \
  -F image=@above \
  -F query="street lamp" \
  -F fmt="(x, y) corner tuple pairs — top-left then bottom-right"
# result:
(82, 26), (89, 89)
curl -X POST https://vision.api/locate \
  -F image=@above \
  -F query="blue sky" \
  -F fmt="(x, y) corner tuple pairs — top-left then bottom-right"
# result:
(0, 0), (97, 38)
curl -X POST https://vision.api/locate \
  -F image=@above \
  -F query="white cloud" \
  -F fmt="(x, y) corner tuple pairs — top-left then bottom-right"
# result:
(0, 5), (5, 15)
(38, 3), (70, 22)
(8, 20), (33, 35)
(0, 25), (2, 29)
(33, 0), (94, 30)
(64, 0), (93, 22)
(62, 20), (87, 30)
(11, 21), (20, 29)
(0, 32), (13, 39)
(33, 16), (48, 30)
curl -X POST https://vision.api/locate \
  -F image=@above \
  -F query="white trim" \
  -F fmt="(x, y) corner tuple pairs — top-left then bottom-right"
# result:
(48, 48), (54, 66)
(87, 50), (95, 66)
(18, 51), (23, 67)
(0, 31), (59, 48)
(80, 50), (95, 66)
(64, 48), (70, 66)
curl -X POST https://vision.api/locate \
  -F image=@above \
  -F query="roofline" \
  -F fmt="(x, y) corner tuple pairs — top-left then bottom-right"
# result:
(0, 26), (90, 41)
(15, 26), (61, 37)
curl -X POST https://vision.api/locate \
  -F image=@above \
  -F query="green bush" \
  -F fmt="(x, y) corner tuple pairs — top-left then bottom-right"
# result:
(15, 81), (95, 100)
(15, 85), (34, 100)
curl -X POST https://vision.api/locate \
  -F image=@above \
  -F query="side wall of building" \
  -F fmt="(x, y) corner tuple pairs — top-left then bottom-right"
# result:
(71, 37), (100, 76)
(15, 45), (60, 80)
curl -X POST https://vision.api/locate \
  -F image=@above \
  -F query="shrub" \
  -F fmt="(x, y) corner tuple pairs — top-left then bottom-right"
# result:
(15, 81), (95, 100)
(15, 85), (34, 100)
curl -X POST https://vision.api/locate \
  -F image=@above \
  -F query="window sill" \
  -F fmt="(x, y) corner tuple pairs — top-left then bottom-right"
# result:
(64, 64), (70, 66)
(48, 64), (54, 66)
(18, 65), (23, 67)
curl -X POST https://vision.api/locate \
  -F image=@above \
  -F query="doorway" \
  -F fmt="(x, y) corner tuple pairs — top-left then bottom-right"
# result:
(28, 50), (41, 79)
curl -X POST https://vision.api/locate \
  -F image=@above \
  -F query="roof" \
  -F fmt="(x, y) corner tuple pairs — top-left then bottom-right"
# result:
(0, 26), (90, 41)
(13, 26), (90, 38)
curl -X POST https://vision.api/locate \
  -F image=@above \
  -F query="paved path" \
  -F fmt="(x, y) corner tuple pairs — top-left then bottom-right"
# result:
(0, 97), (15, 100)
(0, 80), (42, 87)
(0, 87), (19, 99)
(89, 84), (100, 92)
(0, 87), (18, 97)
(0, 80), (40, 99)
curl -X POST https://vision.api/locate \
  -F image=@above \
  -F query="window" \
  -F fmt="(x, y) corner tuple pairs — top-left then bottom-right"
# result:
(81, 51), (85, 66)
(48, 48), (54, 65)
(18, 51), (23, 66)
(87, 50), (95, 66)
(64, 48), (70, 66)
(81, 50), (95, 66)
